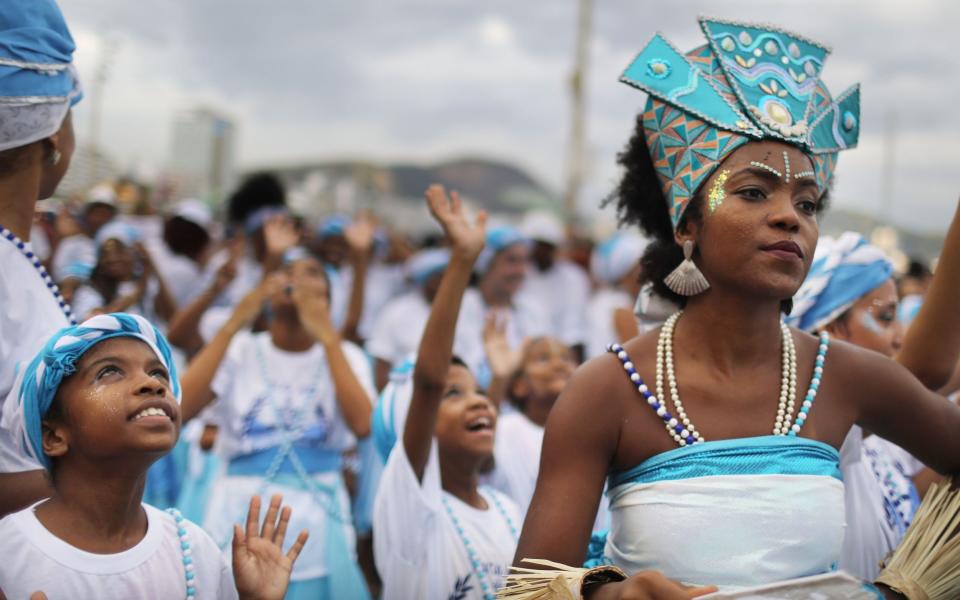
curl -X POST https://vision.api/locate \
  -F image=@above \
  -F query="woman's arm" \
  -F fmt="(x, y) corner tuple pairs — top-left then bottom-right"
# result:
(848, 344), (960, 475)
(895, 199), (960, 389)
(166, 255), (237, 353)
(179, 280), (273, 423)
(340, 215), (376, 344)
(404, 185), (486, 481)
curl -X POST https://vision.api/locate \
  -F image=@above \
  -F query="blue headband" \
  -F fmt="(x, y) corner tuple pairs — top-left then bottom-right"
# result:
(316, 215), (351, 239)
(406, 248), (450, 286)
(14, 313), (180, 470)
(591, 233), (649, 285)
(787, 232), (893, 332)
(243, 206), (289, 235)
(475, 226), (529, 275)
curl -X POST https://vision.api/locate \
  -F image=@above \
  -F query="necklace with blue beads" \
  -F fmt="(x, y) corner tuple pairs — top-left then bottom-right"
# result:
(0, 224), (77, 325)
(609, 311), (830, 446)
(442, 489), (518, 600)
(166, 508), (197, 598)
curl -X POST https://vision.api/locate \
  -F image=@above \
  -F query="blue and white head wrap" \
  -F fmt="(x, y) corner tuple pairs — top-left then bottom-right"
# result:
(0, 0), (83, 152)
(13, 313), (180, 470)
(475, 226), (529, 275)
(316, 214), (351, 240)
(243, 205), (288, 235)
(94, 221), (139, 251)
(787, 232), (894, 333)
(406, 248), (450, 286)
(591, 233), (649, 285)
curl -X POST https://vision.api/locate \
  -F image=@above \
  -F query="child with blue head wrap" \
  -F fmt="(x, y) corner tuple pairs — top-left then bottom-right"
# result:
(0, 312), (309, 598)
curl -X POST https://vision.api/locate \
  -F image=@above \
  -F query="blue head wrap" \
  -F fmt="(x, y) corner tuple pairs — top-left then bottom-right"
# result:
(243, 205), (288, 235)
(14, 313), (180, 470)
(0, 0), (82, 152)
(591, 233), (649, 285)
(475, 226), (529, 275)
(406, 248), (450, 286)
(316, 214), (351, 239)
(787, 232), (894, 332)
(94, 221), (139, 252)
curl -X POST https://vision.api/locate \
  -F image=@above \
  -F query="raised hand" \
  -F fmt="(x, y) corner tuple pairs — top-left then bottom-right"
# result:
(425, 184), (486, 259)
(232, 495), (309, 600)
(291, 278), (337, 346)
(483, 310), (524, 381)
(262, 214), (299, 259)
(227, 275), (280, 332)
(344, 212), (377, 257)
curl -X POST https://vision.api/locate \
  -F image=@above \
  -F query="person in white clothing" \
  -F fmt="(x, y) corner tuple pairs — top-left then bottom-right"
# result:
(0, 0), (83, 516)
(585, 233), (648, 359)
(0, 312), (307, 599)
(51, 186), (117, 284)
(453, 226), (551, 391)
(367, 247), (449, 389)
(518, 211), (591, 360)
(179, 247), (375, 598)
(374, 185), (521, 600)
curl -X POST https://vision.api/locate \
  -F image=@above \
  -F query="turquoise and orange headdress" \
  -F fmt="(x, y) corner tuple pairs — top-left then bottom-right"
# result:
(621, 17), (860, 229)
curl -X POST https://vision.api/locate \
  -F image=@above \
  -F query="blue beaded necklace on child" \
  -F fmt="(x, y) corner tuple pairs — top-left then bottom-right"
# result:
(442, 489), (519, 600)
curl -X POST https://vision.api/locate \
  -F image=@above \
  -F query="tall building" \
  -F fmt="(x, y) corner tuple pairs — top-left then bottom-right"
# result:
(168, 107), (237, 203)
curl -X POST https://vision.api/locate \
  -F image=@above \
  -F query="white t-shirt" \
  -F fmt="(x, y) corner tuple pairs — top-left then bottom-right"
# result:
(0, 502), (236, 600)
(0, 238), (70, 473)
(358, 262), (409, 341)
(517, 260), (590, 347)
(490, 412), (609, 532)
(453, 288), (552, 388)
(70, 279), (162, 325)
(51, 233), (95, 282)
(209, 331), (376, 461)
(366, 291), (431, 366)
(374, 441), (521, 600)
(585, 287), (634, 360)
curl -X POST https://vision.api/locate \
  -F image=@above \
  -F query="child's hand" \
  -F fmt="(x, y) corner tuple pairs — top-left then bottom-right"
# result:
(425, 184), (486, 259)
(232, 494), (309, 600)
(344, 212), (377, 257)
(291, 280), (338, 346)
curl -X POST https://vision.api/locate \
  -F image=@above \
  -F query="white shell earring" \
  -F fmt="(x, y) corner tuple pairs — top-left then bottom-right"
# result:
(49, 149), (61, 166)
(664, 240), (710, 296)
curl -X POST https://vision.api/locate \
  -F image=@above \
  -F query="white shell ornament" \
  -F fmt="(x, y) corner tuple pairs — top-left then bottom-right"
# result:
(664, 240), (710, 296)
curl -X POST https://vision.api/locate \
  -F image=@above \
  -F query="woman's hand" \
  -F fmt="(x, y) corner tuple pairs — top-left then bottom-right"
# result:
(227, 275), (279, 333)
(425, 184), (486, 259)
(232, 494), (309, 600)
(292, 279), (338, 347)
(483, 310), (524, 381)
(588, 572), (717, 600)
(344, 212), (377, 259)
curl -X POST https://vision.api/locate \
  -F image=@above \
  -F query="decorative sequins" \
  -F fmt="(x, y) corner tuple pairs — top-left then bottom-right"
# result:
(794, 170), (815, 179)
(750, 161), (783, 178)
(647, 59), (672, 79)
(842, 111), (857, 132)
(783, 151), (791, 182)
(708, 169), (729, 213)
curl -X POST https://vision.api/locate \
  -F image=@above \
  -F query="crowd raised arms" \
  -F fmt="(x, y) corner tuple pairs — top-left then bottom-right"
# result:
(1, 2), (959, 600)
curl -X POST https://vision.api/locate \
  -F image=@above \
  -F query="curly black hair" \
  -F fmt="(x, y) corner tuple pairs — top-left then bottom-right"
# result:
(609, 113), (829, 311)
(226, 172), (287, 227)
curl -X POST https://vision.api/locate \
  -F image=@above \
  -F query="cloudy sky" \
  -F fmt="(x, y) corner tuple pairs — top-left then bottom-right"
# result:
(60, 0), (959, 233)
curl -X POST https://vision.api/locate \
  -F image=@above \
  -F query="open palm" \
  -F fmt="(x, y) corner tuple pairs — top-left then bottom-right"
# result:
(425, 184), (486, 258)
(232, 495), (309, 600)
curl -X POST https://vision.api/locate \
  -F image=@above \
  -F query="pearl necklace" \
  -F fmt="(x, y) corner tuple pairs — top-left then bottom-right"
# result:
(166, 508), (197, 598)
(442, 490), (518, 600)
(0, 224), (77, 325)
(610, 312), (830, 447)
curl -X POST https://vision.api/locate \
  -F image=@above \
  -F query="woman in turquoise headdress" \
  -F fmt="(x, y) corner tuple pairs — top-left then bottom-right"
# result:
(504, 17), (960, 599)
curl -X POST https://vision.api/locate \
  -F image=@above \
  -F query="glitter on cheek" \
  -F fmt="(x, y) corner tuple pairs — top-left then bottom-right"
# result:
(860, 312), (884, 335)
(708, 170), (730, 213)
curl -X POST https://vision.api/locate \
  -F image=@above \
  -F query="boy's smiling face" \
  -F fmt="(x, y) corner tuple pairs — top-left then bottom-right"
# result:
(43, 337), (181, 468)
(435, 364), (498, 461)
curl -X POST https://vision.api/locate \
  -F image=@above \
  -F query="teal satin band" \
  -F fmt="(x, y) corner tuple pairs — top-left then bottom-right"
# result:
(608, 435), (841, 490)
(227, 446), (343, 477)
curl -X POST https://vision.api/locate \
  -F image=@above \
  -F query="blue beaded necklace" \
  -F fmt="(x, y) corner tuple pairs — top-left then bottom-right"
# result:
(608, 327), (830, 442)
(442, 489), (518, 600)
(166, 508), (197, 598)
(0, 224), (77, 325)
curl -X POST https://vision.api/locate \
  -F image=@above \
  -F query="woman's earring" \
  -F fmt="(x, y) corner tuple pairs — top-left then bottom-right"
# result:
(49, 149), (62, 166)
(664, 240), (710, 296)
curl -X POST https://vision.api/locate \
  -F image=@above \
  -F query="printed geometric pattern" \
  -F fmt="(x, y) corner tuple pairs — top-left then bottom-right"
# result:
(620, 17), (861, 227)
(643, 98), (749, 229)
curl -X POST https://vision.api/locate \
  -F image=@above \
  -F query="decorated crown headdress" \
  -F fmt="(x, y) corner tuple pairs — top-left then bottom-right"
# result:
(621, 17), (860, 229)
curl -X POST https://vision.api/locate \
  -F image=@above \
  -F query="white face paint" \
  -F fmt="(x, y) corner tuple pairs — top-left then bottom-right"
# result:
(859, 311), (884, 335)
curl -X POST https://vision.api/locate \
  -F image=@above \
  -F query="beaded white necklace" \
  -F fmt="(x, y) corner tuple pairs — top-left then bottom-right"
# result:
(0, 224), (77, 325)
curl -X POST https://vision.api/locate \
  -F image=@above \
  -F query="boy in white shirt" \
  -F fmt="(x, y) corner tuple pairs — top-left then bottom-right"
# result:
(0, 312), (307, 599)
(374, 185), (521, 599)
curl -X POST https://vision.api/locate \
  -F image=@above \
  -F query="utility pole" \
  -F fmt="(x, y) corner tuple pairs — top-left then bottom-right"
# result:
(87, 37), (118, 186)
(562, 0), (593, 220)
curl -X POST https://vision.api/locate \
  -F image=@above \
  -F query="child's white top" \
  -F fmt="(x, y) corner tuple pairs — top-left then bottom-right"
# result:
(209, 330), (375, 460)
(585, 288), (634, 360)
(373, 440), (521, 600)
(366, 291), (431, 367)
(0, 502), (236, 599)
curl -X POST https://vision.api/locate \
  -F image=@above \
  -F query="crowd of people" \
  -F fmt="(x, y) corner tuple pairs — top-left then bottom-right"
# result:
(1, 2), (959, 600)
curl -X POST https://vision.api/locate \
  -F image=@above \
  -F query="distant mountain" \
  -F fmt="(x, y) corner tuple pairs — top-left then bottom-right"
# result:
(254, 156), (558, 217)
